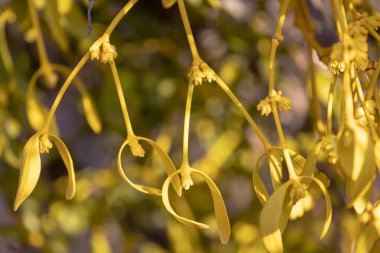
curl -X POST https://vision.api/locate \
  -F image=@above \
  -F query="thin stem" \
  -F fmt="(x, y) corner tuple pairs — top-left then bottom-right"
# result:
(104, 0), (138, 36)
(182, 83), (195, 165)
(367, 60), (380, 99)
(308, 46), (326, 135)
(27, 0), (50, 67)
(332, 0), (348, 38)
(327, 76), (337, 135)
(355, 76), (379, 141)
(268, 0), (290, 92)
(110, 61), (135, 136)
(42, 53), (90, 131)
(177, 0), (202, 62)
(214, 75), (271, 149)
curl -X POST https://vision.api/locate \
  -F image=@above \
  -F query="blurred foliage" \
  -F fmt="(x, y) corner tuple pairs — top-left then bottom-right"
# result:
(0, 0), (380, 253)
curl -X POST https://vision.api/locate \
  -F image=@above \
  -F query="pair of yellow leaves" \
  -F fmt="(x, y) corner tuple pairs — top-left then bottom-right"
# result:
(14, 131), (75, 211)
(253, 145), (332, 253)
(117, 136), (231, 244)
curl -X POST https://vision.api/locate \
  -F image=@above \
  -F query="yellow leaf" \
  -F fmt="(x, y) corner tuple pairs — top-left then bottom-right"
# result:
(253, 152), (269, 205)
(50, 134), (76, 199)
(117, 136), (181, 196)
(81, 94), (102, 134)
(260, 181), (293, 253)
(26, 96), (48, 131)
(161, 0), (177, 9)
(268, 149), (283, 190)
(162, 168), (231, 244)
(354, 224), (378, 253)
(299, 176), (332, 239)
(26, 95), (59, 134)
(14, 133), (42, 210)
(337, 125), (372, 181)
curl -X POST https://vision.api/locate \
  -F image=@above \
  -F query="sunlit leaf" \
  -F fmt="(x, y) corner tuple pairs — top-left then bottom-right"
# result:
(81, 94), (102, 134)
(299, 176), (332, 239)
(117, 136), (181, 196)
(208, 0), (221, 8)
(354, 224), (378, 253)
(253, 152), (269, 205)
(14, 133), (42, 211)
(337, 125), (372, 181)
(50, 134), (76, 199)
(260, 181), (293, 253)
(162, 168), (230, 244)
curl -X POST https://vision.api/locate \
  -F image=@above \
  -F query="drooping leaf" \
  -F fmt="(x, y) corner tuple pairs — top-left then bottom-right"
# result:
(50, 134), (76, 200)
(81, 94), (102, 134)
(354, 224), (378, 253)
(162, 168), (231, 244)
(337, 125), (372, 181)
(260, 181), (293, 253)
(253, 152), (270, 205)
(14, 133), (42, 210)
(117, 137), (181, 196)
(299, 176), (332, 239)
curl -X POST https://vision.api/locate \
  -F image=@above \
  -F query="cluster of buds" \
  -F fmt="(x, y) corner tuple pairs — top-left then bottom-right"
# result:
(257, 89), (292, 116)
(188, 61), (215, 86)
(89, 34), (118, 64)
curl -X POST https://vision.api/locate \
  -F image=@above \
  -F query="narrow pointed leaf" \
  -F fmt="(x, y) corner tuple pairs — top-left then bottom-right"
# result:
(268, 149), (283, 190)
(253, 152), (269, 205)
(26, 96), (59, 134)
(354, 224), (378, 253)
(81, 94), (102, 134)
(162, 168), (230, 244)
(299, 176), (332, 239)
(337, 125), (371, 181)
(140, 137), (181, 196)
(117, 137), (181, 196)
(302, 142), (321, 187)
(14, 133), (42, 210)
(260, 181), (293, 253)
(162, 170), (209, 229)
(50, 134), (76, 199)
(117, 139), (162, 196)
(161, 0), (176, 9)
(196, 169), (231, 244)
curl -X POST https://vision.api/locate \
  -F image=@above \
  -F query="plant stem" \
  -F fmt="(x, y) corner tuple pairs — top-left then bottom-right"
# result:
(366, 60), (380, 99)
(104, 0), (139, 36)
(42, 53), (90, 131)
(177, 0), (202, 63)
(308, 46), (326, 135)
(215, 75), (271, 149)
(327, 76), (337, 135)
(355, 75), (379, 141)
(110, 61), (135, 136)
(182, 83), (195, 165)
